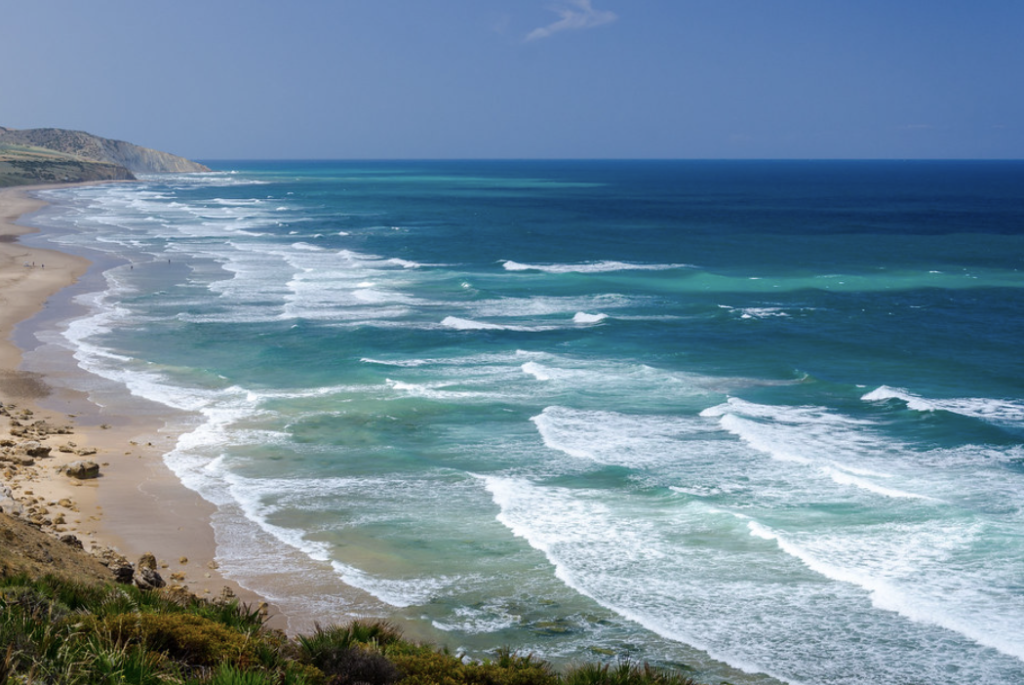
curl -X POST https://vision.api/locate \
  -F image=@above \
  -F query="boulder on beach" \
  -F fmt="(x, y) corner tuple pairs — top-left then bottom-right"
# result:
(63, 460), (100, 479)
(19, 441), (51, 458)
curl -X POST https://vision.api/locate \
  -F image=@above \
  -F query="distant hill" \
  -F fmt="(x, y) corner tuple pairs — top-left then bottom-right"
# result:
(0, 127), (209, 187)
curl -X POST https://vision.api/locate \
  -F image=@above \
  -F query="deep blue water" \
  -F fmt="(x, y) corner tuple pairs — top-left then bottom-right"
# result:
(23, 160), (1024, 685)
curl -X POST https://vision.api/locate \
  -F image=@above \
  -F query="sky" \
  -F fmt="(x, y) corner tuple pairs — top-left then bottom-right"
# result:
(2, 1), (1022, 160)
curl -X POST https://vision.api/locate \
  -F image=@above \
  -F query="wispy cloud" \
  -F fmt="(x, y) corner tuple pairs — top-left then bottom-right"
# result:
(525, 0), (617, 42)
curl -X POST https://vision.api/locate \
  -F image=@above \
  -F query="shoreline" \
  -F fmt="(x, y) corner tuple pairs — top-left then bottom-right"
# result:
(0, 183), (281, 625)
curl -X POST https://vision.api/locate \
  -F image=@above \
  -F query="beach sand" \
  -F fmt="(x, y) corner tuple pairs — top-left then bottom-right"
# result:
(0, 184), (279, 623)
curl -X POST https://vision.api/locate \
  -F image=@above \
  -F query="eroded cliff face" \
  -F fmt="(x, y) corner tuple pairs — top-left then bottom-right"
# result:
(99, 137), (211, 173)
(0, 127), (209, 176)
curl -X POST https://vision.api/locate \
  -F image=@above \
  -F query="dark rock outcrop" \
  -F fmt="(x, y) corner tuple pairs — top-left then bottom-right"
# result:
(135, 566), (167, 590)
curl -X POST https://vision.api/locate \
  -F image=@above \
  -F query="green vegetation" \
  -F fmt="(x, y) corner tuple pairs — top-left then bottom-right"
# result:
(0, 573), (704, 685)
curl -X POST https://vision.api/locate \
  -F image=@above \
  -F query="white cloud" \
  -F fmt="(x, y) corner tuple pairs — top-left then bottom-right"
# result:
(525, 0), (618, 42)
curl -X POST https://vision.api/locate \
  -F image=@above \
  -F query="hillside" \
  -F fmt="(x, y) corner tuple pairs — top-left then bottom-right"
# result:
(0, 142), (137, 186)
(0, 126), (209, 186)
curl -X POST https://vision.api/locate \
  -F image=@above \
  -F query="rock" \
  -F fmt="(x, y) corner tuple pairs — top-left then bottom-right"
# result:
(0, 484), (25, 517)
(179, 556), (188, 564)
(91, 547), (137, 584)
(58, 444), (74, 453)
(26, 420), (60, 437)
(112, 564), (135, 584)
(135, 567), (166, 590)
(59, 533), (83, 549)
(31, 420), (52, 431)
(138, 552), (158, 570)
(75, 447), (98, 456)
(63, 460), (100, 479)
(93, 546), (129, 568)
(19, 441), (51, 458)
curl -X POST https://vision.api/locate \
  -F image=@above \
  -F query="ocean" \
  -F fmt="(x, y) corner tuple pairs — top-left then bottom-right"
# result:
(19, 160), (1024, 685)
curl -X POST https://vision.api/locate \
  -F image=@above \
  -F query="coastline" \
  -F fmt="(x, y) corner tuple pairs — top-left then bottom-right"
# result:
(0, 183), (280, 624)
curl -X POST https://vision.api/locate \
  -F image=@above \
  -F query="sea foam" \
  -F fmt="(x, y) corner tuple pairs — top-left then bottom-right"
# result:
(863, 385), (1024, 427)
(502, 260), (691, 273)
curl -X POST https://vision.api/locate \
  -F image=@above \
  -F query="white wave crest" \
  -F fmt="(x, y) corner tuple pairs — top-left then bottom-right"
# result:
(746, 520), (1024, 661)
(291, 242), (326, 251)
(521, 361), (551, 381)
(440, 316), (558, 332)
(501, 260), (691, 274)
(863, 386), (1024, 426)
(702, 398), (933, 500)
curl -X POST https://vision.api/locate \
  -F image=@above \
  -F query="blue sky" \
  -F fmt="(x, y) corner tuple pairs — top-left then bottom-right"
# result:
(2, 1), (1022, 159)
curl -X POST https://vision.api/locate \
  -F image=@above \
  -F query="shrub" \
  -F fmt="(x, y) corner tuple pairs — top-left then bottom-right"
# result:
(202, 662), (278, 685)
(196, 599), (269, 633)
(87, 612), (262, 669)
(296, 620), (403, 671)
(388, 645), (557, 685)
(67, 631), (173, 685)
(563, 660), (700, 685)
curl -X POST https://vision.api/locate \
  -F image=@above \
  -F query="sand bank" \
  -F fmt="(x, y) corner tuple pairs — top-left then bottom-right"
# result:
(0, 184), (278, 622)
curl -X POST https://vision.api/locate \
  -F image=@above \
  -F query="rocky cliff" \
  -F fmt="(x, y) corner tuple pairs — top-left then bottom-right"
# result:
(0, 126), (209, 186)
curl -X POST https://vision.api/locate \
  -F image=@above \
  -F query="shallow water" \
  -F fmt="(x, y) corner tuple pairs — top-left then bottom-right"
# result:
(21, 160), (1024, 685)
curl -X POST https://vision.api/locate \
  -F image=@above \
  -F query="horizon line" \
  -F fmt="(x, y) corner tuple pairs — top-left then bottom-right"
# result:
(191, 157), (1024, 163)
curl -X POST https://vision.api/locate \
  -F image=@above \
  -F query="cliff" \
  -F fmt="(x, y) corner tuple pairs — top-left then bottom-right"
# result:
(0, 126), (210, 186)
(0, 143), (137, 186)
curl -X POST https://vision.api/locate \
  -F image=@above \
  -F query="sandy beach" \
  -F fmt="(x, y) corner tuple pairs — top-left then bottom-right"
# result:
(0, 183), (276, 621)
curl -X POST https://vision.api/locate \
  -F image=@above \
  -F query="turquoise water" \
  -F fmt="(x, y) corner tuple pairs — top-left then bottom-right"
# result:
(23, 161), (1024, 685)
